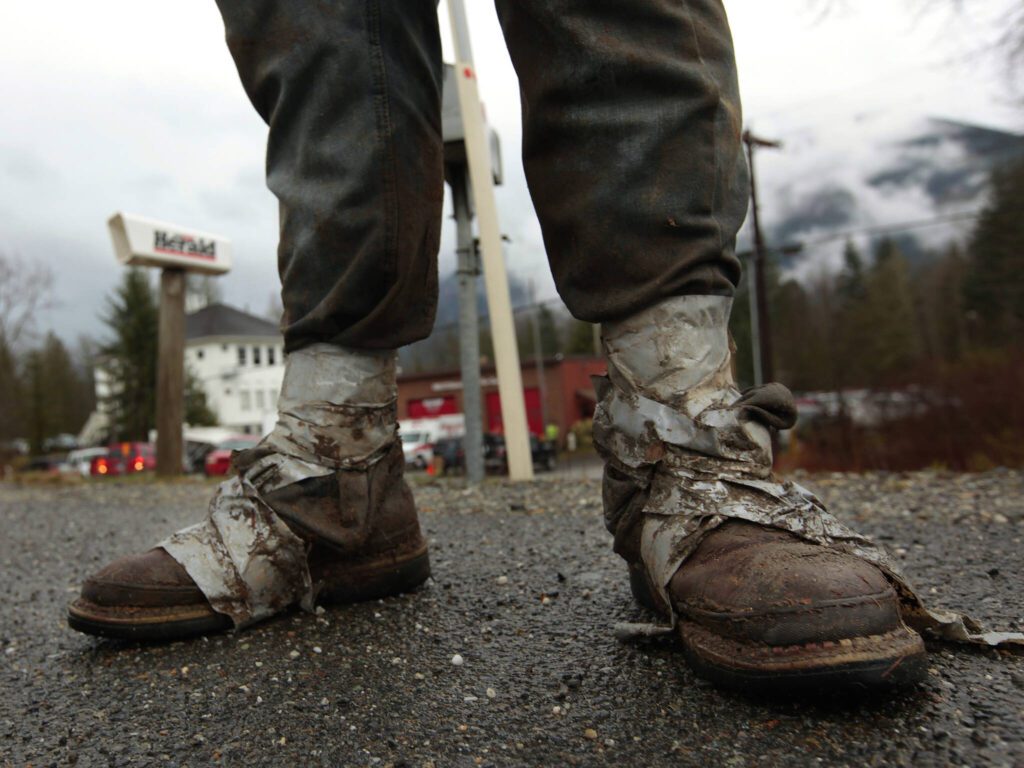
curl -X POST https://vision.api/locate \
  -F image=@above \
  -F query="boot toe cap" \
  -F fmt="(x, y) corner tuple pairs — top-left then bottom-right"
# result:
(81, 548), (207, 608)
(671, 522), (903, 646)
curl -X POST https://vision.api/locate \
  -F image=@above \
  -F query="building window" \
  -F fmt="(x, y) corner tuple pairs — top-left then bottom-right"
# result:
(253, 346), (262, 365)
(237, 346), (247, 366)
(270, 389), (279, 407)
(196, 349), (204, 360)
(255, 390), (266, 409)
(222, 344), (228, 352)
(267, 346), (276, 366)
(240, 390), (251, 411)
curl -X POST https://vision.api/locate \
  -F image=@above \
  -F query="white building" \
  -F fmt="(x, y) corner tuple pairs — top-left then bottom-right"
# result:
(185, 304), (285, 435)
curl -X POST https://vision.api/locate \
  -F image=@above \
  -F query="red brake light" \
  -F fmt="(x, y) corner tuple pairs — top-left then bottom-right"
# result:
(133, 458), (144, 471)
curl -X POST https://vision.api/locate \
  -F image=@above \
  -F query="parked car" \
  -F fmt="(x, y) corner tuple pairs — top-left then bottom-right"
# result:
(400, 430), (434, 469)
(64, 447), (109, 478)
(432, 433), (557, 475)
(43, 433), (78, 452)
(20, 456), (65, 476)
(204, 435), (260, 476)
(431, 436), (465, 473)
(90, 442), (156, 477)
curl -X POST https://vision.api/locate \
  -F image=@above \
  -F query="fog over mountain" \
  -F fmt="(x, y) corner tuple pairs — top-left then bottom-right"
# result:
(743, 115), (1024, 279)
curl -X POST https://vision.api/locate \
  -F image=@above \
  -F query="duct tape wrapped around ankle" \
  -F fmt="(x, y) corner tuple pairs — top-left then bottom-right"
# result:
(159, 344), (399, 628)
(597, 295), (1024, 649)
(262, 343), (398, 469)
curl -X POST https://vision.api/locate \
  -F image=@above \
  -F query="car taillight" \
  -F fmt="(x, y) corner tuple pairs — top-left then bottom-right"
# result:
(133, 457), (144, 471)
(96, 459), (108, 475)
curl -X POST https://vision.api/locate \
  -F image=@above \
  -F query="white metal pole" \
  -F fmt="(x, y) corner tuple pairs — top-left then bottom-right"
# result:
(446, 0), (534, 480)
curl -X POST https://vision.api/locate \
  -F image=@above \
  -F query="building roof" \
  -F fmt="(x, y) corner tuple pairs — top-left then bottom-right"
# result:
(186, 303), (281, 341)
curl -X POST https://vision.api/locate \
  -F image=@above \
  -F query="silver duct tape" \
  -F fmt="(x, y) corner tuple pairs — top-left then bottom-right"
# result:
(280, 343), (396, 406)
(263, 402), (397, 470)
(160, 467), (315, 628)
(602, 295), (733, 407)
(598, 295), (1024, 649)
(265, 344), (398, 469)
(158, 344), (399, 628)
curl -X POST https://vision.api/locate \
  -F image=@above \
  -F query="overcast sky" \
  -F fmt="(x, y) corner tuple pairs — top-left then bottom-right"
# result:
(1, 0), (1019, 347)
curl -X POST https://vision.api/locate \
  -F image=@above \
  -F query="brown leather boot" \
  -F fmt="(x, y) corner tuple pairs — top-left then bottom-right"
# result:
(67, 443), (430, 641)
(630, 520), (927, 691)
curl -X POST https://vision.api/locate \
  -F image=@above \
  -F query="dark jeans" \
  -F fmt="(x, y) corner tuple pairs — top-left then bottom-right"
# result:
(215, 0), (748, 352)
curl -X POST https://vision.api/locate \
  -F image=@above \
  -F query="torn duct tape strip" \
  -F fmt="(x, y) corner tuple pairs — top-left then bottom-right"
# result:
(599, 393), (1024, 649)
(159, 343), (399, 628)
(596, 295), (1023, 649)
(160, 461), (315, 629)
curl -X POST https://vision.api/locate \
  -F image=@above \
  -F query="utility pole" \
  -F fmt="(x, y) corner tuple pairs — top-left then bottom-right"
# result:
(447, 0), (533, 480)
(528, 280), (548, 434)
(155, 269), (186, 476)
(451, 170), (485, 484)
(742, 130), (781, 386)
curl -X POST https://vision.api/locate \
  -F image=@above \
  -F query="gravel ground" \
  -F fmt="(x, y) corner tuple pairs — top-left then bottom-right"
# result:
(1, 470), (1023, 767)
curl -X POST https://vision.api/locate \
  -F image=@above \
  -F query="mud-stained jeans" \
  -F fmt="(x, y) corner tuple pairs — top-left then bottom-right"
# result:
(214, 0), (749, 352)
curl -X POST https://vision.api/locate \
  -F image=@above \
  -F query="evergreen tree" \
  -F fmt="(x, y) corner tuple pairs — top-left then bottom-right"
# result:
(860, 239), (921, 384)
(100, 269), (159, 441)
(0, 334), (21, 441)
(565, 319), (598, 356)
(39, 333), (81, 436)
(837, 240), (866, 300)
(535, 305), (560, 357)
(913, 244), (967, 363)
(23, 348), (47, 454)
(963, 160), (1024, 347)
(184, 368), (218, 426)
(19, 333), (95, 451)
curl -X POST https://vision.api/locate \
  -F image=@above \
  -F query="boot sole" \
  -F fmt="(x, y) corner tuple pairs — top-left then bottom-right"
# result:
(67, 544), (431, 642)
(629, 566), (927, 692)
(680, 620), (927, 693)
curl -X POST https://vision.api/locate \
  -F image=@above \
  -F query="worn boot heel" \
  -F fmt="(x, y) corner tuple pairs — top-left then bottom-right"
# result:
(312, 540), (431, 604)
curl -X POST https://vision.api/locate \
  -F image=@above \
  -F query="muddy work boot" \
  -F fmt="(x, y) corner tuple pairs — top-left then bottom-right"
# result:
(68, 345), (429, 641)
(595, 296), (929, 691)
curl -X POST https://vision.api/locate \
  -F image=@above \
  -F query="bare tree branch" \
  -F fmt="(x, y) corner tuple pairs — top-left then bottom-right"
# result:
(0, 251), (55, 348)
(810, 0), (1024, 103)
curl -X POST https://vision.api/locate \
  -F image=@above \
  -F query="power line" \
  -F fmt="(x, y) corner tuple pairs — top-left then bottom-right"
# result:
(795, 210), (982, 251)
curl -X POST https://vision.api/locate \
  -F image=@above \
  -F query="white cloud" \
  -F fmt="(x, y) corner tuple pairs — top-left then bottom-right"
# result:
(0, 0), (1017, 343)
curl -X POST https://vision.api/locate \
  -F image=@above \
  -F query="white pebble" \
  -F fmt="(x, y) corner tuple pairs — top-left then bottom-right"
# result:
(288, 650), (300, 659)
(451, 653), (464, 666)
(313, 647), (323, 654)
(486, 688), (497, 699)
(496, 575), (509, 585)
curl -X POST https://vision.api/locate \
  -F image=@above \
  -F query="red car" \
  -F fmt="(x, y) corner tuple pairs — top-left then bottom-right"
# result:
(204, 436), (260, 476)
(90, 442), (156, 477)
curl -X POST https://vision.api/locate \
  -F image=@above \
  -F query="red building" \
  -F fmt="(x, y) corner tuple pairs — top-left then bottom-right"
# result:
(397, 356), (606, 446)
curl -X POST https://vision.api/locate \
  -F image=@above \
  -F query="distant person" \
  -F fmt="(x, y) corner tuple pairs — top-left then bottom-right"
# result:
(544, 423), (559, 446)
(70, 0), (951, 692)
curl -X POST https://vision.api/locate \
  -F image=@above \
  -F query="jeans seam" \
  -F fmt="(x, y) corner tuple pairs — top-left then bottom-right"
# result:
(678, 1), (726, 257)
(366, 0), (399, 280)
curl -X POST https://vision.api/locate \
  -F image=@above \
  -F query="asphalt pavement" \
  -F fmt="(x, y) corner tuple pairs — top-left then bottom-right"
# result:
(1, 470), (1023, 767)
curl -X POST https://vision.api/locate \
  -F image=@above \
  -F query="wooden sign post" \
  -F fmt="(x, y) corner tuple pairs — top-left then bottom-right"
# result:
(108, 213), (232, 477)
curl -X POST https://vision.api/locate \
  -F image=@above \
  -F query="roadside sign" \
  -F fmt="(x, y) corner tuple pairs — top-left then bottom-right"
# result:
(108, 212), (231, 275)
